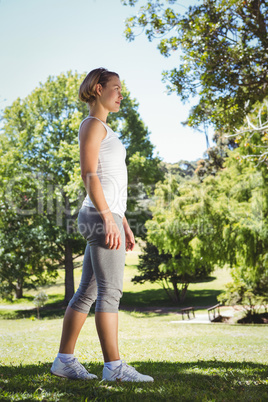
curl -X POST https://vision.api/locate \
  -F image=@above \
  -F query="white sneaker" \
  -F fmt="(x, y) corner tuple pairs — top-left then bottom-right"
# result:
(50, 357), (98, 380)
(102, 361), (154, 382)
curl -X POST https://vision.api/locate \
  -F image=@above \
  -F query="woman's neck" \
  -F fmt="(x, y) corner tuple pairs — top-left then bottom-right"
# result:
(89, 105), (108, 123)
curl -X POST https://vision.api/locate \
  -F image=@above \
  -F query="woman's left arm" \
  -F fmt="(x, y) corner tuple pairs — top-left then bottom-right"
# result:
(122, 216), (135, 251)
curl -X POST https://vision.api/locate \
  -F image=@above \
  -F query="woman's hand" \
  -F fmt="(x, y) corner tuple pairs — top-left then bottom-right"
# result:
(125, 227), (135, 251)
(104, 218), (122, 250)
(123, 217), (135, 251)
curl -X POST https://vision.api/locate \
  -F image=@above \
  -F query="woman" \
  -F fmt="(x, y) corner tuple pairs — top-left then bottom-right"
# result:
(51, 68), (154, 382)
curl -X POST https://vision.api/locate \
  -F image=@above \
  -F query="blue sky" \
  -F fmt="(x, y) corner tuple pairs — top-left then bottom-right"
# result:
(0, 0), (214, 163)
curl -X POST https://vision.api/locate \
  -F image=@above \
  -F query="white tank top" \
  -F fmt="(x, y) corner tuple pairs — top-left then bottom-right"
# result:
(78, 116), (128, 218)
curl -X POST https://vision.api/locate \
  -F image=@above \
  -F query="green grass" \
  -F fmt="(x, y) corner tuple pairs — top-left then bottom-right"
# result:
(1, 361), (267, 402)
(0, 315), (268, 401)
(0, 245), (267, 401)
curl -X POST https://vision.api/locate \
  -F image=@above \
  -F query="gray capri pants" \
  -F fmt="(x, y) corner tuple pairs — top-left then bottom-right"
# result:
(68, 206), (126, 314)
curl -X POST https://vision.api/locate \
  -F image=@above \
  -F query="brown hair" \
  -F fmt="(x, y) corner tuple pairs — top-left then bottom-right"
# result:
(79, 68), (119, 106)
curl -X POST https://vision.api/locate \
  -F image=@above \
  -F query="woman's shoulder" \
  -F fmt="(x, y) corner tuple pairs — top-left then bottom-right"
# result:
(79, 117), (107, 142)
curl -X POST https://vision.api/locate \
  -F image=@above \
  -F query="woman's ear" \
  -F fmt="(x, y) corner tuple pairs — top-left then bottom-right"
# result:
(96, 83), (102, 96)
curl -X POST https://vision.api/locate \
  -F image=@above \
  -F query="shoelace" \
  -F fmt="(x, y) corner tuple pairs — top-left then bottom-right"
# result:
(70, 358), (89, 376)
(118, 361), (139, 380)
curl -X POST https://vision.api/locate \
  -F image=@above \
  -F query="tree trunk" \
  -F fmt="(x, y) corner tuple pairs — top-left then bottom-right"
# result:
(162, 278), (176, 302)
(179, 284), (189, 303)
(15, 279), (23, 299)
(64, 241), (75, 303)
(172, 279), (180, 304)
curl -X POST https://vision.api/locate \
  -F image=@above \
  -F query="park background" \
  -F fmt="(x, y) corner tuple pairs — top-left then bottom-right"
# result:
(0, 0), (268, 400)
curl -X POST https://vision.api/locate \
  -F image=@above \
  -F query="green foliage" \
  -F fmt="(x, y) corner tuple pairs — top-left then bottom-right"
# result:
(218, 265), (268, 319)
(147, 175), (220, 263)
(0, 209), (58, 301)
(141, 175), (216, 302)
(141, 103), (268, 306)
(205, 118), (268, 309)
(122, 0), (268, 130)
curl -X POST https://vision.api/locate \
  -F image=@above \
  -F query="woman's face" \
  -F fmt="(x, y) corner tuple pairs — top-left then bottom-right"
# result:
(97, 76), (123, 112)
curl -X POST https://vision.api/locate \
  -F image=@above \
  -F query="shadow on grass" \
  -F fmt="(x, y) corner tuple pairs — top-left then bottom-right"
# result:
(0, 361), (267, 401)
(121, 288), (222, 309)
(184, 288), (223, 307)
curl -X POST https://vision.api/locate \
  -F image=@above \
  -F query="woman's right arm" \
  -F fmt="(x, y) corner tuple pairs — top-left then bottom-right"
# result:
(79, 119), (121, 250)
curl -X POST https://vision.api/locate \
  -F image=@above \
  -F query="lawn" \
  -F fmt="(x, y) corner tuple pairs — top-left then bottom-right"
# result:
(0, 243), (267, 401)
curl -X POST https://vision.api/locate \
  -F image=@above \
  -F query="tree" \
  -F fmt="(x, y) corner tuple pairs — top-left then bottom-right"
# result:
(133, 95), (268, 308)
(213, 103), (268, 312)
(122, 0), (268, 130)
(0, 71), (163, 301)
(143, 138), (268, 305)
(133, 241), (211, 303)
(199, 142), (268, 315)
(0, 131), (59, 299)
(142, 175), (217, 303)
